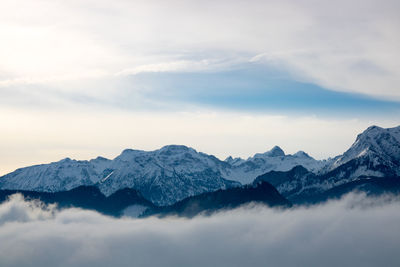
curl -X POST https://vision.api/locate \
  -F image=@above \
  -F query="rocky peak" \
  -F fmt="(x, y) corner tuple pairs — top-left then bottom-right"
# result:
(261, 146), (285, 157)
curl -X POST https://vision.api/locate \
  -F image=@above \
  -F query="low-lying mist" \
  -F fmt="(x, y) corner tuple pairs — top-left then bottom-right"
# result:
(1, 193), (400, 267)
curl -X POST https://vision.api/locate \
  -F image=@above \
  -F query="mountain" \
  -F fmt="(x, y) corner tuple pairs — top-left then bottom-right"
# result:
(0, 145), (239, 206)
(221, 146), (326, 184)
(0, 186), (155, 217)
(0, 125), (399, 206)
(313, 125), (400, 192)
(312, 176), (400, 203)
(0, 181), (290, 218)
(145, 181), (291, 218)
(97, 145), (239, 205)
(0, 157), (112, 193)
(0, 144), (324, 206)
(325, 126), (400, 176)
(329, 126), (400, 172)
(253, 126), (400, 203)
(254, 165), (319, 201)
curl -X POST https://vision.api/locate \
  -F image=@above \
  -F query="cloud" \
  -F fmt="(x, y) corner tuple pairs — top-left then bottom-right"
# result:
(115, 59), (236, 76)
(0, 0), (399, 100)
(0, 193), (400, 267)
(0, 194), (55, 226)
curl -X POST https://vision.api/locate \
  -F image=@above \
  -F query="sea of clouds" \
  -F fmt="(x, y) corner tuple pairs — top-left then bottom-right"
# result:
(1, 193), (400, 267)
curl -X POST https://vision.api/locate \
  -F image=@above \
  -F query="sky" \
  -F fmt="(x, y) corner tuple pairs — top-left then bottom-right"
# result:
(1, 0), (400, 175)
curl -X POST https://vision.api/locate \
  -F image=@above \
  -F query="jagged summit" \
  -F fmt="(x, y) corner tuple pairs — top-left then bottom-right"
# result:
(60, 157), (73, 162)
(118, 145), (196, 160)
(329, 126), (400, 176)
(225, 156), (233, 161)
(1, 125), (399, 206)
(224, 156), (245, 166)
(92, 156), (109, 161)
(293, 151), (312, 159)
(0, 142), (325, 203)
(253, 145), (285, 158)
(267, 146), (285, 157)
(159, 144), (191, 151)
(359, 125), (400, 143)
(157, 145), (197, 156)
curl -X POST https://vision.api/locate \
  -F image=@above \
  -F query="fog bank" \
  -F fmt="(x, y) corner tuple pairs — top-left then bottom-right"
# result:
(1, 193), (400, 267)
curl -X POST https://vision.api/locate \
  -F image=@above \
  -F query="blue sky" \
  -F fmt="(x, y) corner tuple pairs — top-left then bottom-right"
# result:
(0, 0), (399, 174)
(123, 64), (400, 117)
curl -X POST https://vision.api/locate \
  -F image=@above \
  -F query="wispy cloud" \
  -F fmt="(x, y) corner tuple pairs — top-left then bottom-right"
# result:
(115, 58), (238, 76)
(0, 0), (399, 99)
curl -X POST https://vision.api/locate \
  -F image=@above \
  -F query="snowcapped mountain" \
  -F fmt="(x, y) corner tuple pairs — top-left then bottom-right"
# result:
(97, 145), (238, 205)
(323, 125), (400, 180)
(0, 144), (325, 206)
(0, 157), (112, 192)
(0, 145), (239, 206)
(0, 125), (399, 206)
(221, 146), (327, 184)
(255, 125), (400, 202)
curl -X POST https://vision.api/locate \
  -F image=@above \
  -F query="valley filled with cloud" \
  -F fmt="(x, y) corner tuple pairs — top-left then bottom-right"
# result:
(1, 193), (399, 267)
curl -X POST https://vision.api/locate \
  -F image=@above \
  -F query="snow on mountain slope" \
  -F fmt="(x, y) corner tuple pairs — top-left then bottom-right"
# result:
(0, 157), (112, 192)
(221, 146), (327, 184)
(326, 125), (400, 177)
(1, 125), (398, 206)
(0, 144), (328, 205)
(97, 145), (238, 205)
(256, 126), (400, 203)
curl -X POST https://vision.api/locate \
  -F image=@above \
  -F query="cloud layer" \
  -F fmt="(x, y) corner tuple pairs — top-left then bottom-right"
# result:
(1, 193), (400, 267)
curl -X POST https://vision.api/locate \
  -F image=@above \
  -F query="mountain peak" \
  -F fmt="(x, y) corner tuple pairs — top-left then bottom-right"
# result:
(224, 156), (245, 166)
(225, 156), (233, 161)
(266, 146), (285, 157)
(60, 157), (72, 163)
(356, 125), (400, 145)
(159, 144), (190, 151)
(158, 145), (196, 155)
(116, 149), (146, 161)
(93, 156), (109, 161)
(121, 148), (142, 154)
(365, 125), (384, 132)
(330, 125), (400, 171)
(293, 151), (311, 159)
(252, 146), (285, 159)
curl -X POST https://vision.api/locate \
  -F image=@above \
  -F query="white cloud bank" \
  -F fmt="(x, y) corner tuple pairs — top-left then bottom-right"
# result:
(0, 0), (399, 99)
(1, 193), (400, 267)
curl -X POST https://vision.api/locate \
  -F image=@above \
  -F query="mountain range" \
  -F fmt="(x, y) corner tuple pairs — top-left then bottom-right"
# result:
(0, 125), (399, 215)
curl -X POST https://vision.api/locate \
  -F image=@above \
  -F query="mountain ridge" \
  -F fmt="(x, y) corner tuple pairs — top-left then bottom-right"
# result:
(0, 125), (399, 206)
